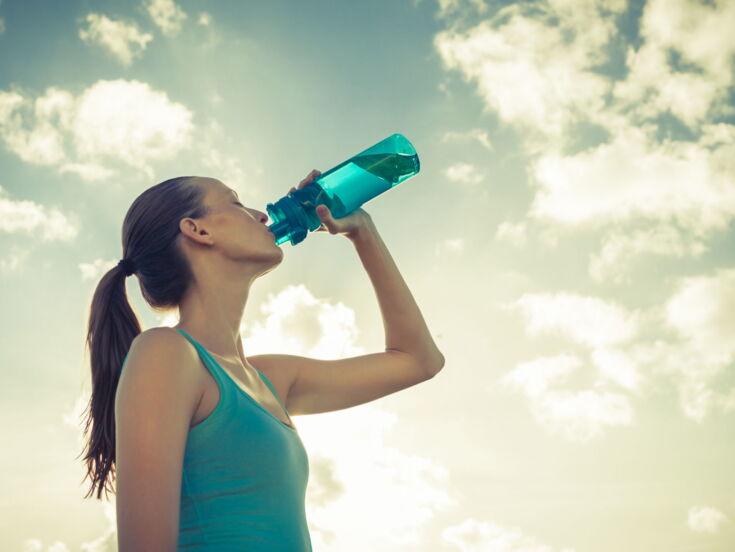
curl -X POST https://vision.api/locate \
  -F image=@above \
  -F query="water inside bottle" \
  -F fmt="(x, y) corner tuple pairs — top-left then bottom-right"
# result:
(314, 152), (419, 218)
(352, 152), (419, 184)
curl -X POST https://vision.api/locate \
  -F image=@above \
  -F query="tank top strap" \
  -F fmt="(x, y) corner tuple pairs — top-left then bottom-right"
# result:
(176, 328), (232, 403)
(256, 370), (289, 414)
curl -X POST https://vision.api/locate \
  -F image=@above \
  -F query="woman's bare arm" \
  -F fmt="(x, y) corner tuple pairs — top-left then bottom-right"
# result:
(350, 217), (445, 367)
(114, 328), (202, 552)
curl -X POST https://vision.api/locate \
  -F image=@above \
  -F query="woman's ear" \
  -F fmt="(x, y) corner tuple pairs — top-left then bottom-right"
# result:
(179, 217), (215, 245)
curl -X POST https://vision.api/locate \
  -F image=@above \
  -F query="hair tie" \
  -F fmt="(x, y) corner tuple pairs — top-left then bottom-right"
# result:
(117, 258), (135, 276)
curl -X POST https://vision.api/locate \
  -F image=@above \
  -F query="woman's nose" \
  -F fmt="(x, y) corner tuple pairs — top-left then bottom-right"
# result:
(255, 210), (268, 224)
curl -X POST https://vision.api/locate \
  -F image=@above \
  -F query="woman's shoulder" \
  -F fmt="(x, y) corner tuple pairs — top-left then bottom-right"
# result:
(125, 326), (204, 384)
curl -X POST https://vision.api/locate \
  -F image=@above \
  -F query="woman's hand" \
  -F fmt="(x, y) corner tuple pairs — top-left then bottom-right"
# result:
(292, 169), (373, 240)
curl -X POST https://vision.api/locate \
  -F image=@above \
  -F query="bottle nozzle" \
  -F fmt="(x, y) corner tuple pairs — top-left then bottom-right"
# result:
(268, 219), (291, 244)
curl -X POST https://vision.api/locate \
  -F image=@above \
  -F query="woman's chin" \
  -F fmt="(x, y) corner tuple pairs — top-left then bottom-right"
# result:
(267, 245), (284, 265)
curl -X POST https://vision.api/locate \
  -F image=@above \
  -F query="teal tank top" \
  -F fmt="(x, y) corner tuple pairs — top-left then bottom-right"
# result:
(174, 328), (312, 551)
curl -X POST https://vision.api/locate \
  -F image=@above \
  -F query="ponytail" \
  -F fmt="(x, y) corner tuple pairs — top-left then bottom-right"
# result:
(78, 176), (208, 500)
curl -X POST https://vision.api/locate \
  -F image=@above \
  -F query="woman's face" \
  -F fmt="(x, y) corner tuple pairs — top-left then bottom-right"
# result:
(193, 177), (283, 270)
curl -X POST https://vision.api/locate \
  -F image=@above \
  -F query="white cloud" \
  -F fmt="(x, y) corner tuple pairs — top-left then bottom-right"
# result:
(614, 0), (735, 128)
(666, 269), (735, 365)
(0, 88), (249, 189)
(0, 243), (32, 272)
(528, 123), (735, 234)
(197, 12), (212, 27)
(644, 0), (735, 85)
(590, 347), (642, 393)
(445, 161), (485, 186)
(0, 185), (79, 242)
(21, 539), (70, 552)
(435, 237), (465, 257)
(442, 517), (575, 552)
(25, 500), (118, 551)
(208, 90), (223, 105)
(78, 501), (118, 551)
(441, 128), (494, 151)
(78, 258), (119, 281)
(58, 161), (114, 181)
(434, 1), (626, 150)
(78, 13), (153, 66)
(502, 276), (735, 424)
(0, 79), (194, 181)
(436, 0), (488, 21)
(243, 284), (364, 358)
(588, 268), (735, 422)
(499, 291), (644, 440)
(686, 505), (728, 534)
(508, 291), (641, 348)
(614, 42), (722, 130)
(660, 269), (735, 420)
(434, 0), (733, 147)
(73, 80), (193, 172)
(527, 118), (735, 287)
(589, 223), (708, 284)
(501, 354), (579, 398)
(145, 0), (187, 37)
(500, 354), (634, 441)
(193, 10), (220, 49)
(433, 0), (735, 275)
(0, 88), (73, 166)
(535, 387), (634, 441)
(494, 220), (527, 247)
(622, 338), (730, 423)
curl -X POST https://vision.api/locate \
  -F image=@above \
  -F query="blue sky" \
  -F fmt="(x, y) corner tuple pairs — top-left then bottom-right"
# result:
(1, 0), (735, 551)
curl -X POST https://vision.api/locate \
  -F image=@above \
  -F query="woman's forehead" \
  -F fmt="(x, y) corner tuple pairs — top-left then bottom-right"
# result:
(194, 177), (232, 196)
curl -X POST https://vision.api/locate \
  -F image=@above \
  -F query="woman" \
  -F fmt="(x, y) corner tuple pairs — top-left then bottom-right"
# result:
(80, 169), (445, 551)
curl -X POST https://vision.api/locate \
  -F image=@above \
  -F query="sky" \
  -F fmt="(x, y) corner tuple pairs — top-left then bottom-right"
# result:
(0, 0), (734, 550)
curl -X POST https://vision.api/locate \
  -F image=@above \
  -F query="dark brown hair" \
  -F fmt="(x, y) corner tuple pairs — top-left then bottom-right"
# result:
(79, 176), (210, 500)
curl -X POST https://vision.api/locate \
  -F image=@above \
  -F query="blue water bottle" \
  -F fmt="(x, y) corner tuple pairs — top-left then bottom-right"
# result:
(266, 133), (420, 246)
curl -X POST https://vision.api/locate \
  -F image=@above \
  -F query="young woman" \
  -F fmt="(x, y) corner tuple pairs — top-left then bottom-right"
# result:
(80, 169), (445, 551)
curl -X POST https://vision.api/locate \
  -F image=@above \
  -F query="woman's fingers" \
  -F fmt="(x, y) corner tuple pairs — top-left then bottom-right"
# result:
(316, 205), (336, 234)
(298, 169), (321, 188)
